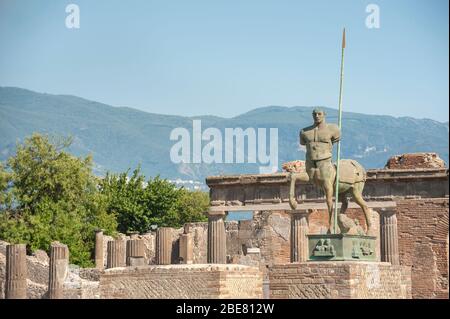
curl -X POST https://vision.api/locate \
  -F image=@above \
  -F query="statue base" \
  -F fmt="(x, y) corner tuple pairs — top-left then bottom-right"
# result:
(269, 262), (412, 299)
(308, 234), (377, 261)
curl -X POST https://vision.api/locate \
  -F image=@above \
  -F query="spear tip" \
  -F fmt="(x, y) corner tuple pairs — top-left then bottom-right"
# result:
(342, 28), (346, 48)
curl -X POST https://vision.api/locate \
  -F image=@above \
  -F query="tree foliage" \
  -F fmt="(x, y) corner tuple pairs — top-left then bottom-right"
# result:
(0, 133), (210, 266)
(100, 168), (208, 234)
(0, 163), (12, 207)
(0, 134), (117, 267)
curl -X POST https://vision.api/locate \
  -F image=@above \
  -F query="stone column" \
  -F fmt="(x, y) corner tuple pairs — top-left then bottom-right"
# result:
(106, 239), (126, 268)
(207, 211), (227, 264)
(94, 229), (104, 270)
(48, 242), (69, 299)
(380, 209), (400, 265)
(5, 244), (27, 299)
(179, 233), (193, 264)
(126, 238), (145, 266)
(156, 227), (172, 265)
(290, 210), (310, 262)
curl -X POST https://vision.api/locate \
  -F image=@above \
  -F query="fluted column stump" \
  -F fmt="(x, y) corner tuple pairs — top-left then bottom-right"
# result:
(5, 244), (27, 299)
(156, 227), (172, 265)
(94, 229), (104, 270)
(290, 210), (310, 262)
(207, 211), (227, 264)
(179, 233), (193, 264)
(380, 209), (400, 265)
(106, 240), (126, 268)
(48, 242), (69, 299)
(126, 238), (145, 266)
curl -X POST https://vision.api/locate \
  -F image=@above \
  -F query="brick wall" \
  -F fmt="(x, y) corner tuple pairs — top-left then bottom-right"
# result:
(212, 199), (446, 299)
(99, 264), (262, 299)
(396, 198), (449, 298)
(269, 262), (411, 299)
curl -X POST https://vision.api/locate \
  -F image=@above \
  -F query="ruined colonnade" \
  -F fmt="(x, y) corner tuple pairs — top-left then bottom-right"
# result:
(205, 207), (400, 265)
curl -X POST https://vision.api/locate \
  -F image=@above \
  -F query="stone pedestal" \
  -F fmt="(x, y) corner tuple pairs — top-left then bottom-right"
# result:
(48, 242), (69, 299)
(380, 209), (400, 265)
(94, 229), (104, 270)
(5, 244), (27, 299)
(207, 211), (227, 264)
(179, 233), (193, 264)
(107, 240), (126, 268)
(308, 234), (377, 261)
(126, 239), (145, 266)
(99, 264), (263, 299)
(156, 227), (172, 265)
(290, 210), (309, 262)
(269, 262), (411, 299)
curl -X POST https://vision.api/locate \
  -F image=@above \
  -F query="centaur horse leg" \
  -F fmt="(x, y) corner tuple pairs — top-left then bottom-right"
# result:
(351, 182), (373, 234)
(336, 191), (349, 232)
(338, 192), (348, 215)
(324, 180), (337, 234)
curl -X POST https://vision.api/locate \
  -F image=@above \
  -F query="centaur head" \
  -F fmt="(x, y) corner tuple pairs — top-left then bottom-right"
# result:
(312, 107), (326, 126)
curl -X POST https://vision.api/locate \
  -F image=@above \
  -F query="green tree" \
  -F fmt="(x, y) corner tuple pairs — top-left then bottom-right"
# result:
(175, 189), (208, 225)
(100, 167), (208, 233)
(0, 163), (12, 207)
(0, 134), (117, 267)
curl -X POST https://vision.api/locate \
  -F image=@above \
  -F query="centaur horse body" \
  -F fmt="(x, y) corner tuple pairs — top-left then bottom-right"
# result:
(289, 108), (373, 235)
(288, 159), (373, 234)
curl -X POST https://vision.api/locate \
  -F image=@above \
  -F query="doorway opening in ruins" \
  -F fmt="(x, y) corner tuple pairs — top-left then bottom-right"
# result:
(226, 211), (254, 221)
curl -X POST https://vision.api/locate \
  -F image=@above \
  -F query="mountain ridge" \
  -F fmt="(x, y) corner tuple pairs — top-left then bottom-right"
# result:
(3, 86), (447, 123)
(0, 86), (448, 184)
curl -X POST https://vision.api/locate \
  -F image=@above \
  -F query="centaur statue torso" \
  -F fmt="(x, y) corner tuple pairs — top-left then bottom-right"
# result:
(289, 108), (373, 235)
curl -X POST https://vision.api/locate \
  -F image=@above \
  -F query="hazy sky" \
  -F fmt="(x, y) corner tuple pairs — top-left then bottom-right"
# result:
(0, 0), (448, 121)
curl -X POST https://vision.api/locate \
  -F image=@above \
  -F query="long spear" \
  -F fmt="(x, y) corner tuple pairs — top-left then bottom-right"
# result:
(334, 28), (345, 234)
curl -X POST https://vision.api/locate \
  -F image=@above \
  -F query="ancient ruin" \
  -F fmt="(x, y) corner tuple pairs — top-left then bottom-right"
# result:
(0, 102), (448, 300)
(0, 152), (447, 299)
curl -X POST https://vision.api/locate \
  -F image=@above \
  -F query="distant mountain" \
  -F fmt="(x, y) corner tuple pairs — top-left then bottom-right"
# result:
(0, 87), (448, 184)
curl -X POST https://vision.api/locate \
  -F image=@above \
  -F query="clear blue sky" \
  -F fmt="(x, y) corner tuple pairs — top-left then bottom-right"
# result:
(0, 0), (448, 121)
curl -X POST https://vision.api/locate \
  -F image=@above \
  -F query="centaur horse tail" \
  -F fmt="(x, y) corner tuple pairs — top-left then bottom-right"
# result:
(289, 172), (298, 210)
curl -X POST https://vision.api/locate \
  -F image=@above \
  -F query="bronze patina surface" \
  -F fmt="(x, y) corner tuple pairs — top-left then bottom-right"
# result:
(289, 108), (374, 235)
(308, 234), (377, 262)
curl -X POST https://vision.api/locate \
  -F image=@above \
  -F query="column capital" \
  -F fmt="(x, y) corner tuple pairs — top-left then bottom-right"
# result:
(127, 231), (140, 239)
(377, 207), (397, 217)
(207, 210), (228, 217)
(290, 208), (315, 216)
